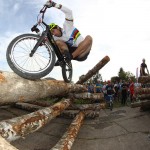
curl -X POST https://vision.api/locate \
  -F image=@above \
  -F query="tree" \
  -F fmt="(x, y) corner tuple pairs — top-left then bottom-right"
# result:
(117, 67), (136, 82)
(118, 67), (126, 80)
(111, 76), (120, 83)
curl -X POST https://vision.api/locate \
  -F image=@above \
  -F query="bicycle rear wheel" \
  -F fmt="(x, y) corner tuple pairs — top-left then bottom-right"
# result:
(62, 62), (73, 83)
(6, 34), (56, 80)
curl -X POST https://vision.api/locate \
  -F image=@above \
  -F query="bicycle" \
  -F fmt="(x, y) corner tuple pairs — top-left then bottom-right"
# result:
(106, 94), (114, 111)
(6, 5), (72, 83)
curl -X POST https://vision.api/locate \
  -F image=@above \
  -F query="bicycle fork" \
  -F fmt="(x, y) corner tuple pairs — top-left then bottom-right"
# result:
(29, 32), (46, 57)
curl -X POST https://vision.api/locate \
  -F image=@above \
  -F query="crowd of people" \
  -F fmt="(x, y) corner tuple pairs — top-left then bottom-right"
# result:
(86, 79), (137, 106)
(86, 58), (149, 106)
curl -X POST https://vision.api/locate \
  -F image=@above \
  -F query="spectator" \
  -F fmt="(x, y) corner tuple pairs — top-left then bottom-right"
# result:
(121, 80), (128, 105)
(94, 79), (103, 93)
(140, 58), (149, 76)
(87, 83), (94, 93)
(129, 79), (135, 103)
(114, 81), (119, 101)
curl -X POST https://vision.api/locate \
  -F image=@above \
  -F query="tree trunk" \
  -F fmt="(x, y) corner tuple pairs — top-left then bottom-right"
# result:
(138, 94), (150, 100)
(0, 136), (18, 150)
(14, 102), (43, 112)
(69, 92), (104, 101)
(135, 88), (150, 95)
(67, 103), (106, 110)
(0, 71), (86, 105)
(51, 111), (85, 150)
(138, 76), (150, 84)
(76, 56), (110, 84)
(0, 99), (71, 142)
(131, 100), (150, 108)
(60, 110), (100, 119)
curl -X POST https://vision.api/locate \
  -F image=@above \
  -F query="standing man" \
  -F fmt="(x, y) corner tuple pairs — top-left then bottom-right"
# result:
(121, 80), (128, 106)
(94, 79), (103, 93)
(140, 58), (149, 76)
(45, 0), (93, 65)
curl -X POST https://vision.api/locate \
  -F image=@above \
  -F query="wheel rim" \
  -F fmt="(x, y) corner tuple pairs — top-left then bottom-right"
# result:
(10, 36), (53, 74)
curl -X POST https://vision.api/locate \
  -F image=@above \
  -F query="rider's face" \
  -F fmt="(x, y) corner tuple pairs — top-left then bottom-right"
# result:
(51, 28), (62, 37)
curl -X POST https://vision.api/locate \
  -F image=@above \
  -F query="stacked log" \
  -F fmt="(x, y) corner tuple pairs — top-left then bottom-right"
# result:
(0, 55), (110, 149)
(0, 71), (86, 105)
(132, 76), (150, 111)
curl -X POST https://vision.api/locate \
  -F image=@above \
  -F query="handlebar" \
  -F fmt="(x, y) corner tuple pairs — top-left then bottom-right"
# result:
(31, 5), (49, 33)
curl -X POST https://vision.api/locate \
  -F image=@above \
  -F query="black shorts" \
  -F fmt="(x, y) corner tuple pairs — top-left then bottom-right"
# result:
(66, 43), (90, 61)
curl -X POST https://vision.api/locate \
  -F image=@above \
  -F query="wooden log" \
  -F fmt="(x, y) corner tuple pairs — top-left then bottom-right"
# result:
(14, 102), (105, 119)
(135, 88), (150, 95)
(138, 76), (150, 84)
(60, 110), (100, 119)
(0, 71), (86, 105)
(138, 94), (150, 100)
(14, 102), (43, 112)
(16, 102), (106, 111)
(0, 99), (71, 142)
(69, 92), (104, 101)
(68, 103), (106, 110)
(76, 56), (110, 84)
(0, 136), (18, 150)
(51, 111), (85, 150)
(131, 100), (150, 108)
(27, 101), (53, 107)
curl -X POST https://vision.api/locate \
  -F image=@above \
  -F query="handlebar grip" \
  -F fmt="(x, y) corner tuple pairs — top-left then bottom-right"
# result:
(31, 25), (40, 33)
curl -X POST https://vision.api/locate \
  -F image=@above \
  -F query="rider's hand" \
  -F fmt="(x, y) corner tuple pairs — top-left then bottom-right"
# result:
(45, 0), (56, 8)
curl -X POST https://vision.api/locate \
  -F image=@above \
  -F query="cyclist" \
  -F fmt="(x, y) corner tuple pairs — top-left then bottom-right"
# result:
(105, 80), (115, 106)
(45, 0), (93, 65)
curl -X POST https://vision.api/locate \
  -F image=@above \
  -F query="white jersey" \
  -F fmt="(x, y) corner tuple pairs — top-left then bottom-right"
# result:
(53, 6), (84, 47)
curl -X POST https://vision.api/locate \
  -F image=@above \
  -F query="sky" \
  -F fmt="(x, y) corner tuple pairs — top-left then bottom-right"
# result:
(0, 0), (150, 82)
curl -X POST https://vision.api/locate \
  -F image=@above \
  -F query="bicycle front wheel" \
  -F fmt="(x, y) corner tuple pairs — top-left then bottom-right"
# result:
(62, 62), (73, 83)
(6, 34), (56, 80)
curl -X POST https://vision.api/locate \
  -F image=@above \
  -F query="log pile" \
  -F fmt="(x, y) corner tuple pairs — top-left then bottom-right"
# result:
(131, 76), (150, 111)
(0, 56), (110, 149)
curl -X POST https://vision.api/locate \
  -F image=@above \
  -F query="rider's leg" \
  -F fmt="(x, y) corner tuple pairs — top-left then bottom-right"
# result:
(55, 40), (69, 53)
(72, 35), (92, 59)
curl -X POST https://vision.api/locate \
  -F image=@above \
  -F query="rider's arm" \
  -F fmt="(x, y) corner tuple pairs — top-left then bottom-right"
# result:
(54, 4), (73, 22)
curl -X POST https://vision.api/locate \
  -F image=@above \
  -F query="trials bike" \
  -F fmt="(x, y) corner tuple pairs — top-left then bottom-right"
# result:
(6, 5), (72, 83)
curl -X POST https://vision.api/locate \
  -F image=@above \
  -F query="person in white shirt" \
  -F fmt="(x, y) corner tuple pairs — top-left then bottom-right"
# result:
(45, 0), (93, 64)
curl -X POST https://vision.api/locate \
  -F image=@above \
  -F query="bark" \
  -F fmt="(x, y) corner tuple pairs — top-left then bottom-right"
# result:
(68, 103), (106, 110)
(0, 71), (86, 105)
(0, 136), (18, 150)
(69, 92), (104, 101)
(27, 101), (53, 107)
(51, 111), (85, 150)
(131, 100), (150, 108)
(76, 56), (110, 84)
(60, 110), (100, 119)
(14, 102), (43, 112)
(15, 102), (106, 111)
(138, 94), (150, 100)
(0, 99), (71, 142)
(135, 88), (150, 95)
(138, 76), (150, 84)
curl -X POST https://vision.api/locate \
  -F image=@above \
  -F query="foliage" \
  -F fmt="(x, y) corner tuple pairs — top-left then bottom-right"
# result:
(87, 71), (102, 84)
(111, 67), (136, 83)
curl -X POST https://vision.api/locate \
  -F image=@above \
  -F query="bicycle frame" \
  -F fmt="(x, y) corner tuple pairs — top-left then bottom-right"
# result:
(30, 22), (63, 62)
(30, 6), (64, 63)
